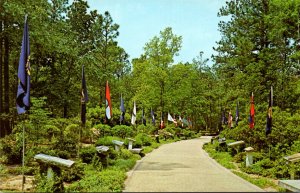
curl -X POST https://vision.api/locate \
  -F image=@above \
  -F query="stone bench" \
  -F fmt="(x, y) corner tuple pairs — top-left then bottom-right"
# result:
(211, 135), (219, 144)
(96, 146), (109, 166)
(227, 140), (245, 153)
(126, 138), (143, 154)
(278, 180), (300, 192)
(34, 153), (75, 191)
(96, 145), (109, 153)
(284, 153), (300, 179)
(112, 140), (124, 151)
(217, 137), (227, 152)
(244, 147), (254, 167)
(34, 153), (74, 168)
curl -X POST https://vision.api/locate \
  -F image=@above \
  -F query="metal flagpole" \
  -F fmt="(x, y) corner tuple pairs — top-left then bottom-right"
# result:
(22, 120), (25, 191)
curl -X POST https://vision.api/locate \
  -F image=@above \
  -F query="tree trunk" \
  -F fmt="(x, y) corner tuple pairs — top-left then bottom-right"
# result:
(3, 30), (10, 135)
(0, 20), (3, 137)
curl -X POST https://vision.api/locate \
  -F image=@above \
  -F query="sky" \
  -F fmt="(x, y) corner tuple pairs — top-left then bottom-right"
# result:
(87, 0), (227, 65)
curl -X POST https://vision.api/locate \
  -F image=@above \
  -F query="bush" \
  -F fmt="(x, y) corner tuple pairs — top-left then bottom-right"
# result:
(64, 124), (80, 139)
(94, 124), (112, 137)
(44, 125), (61, 141)
(35, 167), (64, 192)
(233, 152), (246, 163)
(51, 135), (77, 159)
(95, 136), (123, 147)
(61, 161), (85, 182)
(66, 168), (126, 192)
(79, 146), (97, 164)
(112, 125), (134, 138)
(119, 149), (134, 159)
(0, 133), (22, 164)
(134, 133), (153, 147)
(111, 158), (137, 171)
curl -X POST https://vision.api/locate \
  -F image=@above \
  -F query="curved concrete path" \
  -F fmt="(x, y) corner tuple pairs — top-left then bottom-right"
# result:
(123, 136), (264, 192)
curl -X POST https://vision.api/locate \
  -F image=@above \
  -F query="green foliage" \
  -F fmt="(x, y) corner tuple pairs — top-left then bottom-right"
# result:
(0, 133), (22, 164)
(61, 161), (85, 182)
(66, 168), (126, 192)
(79, 146), (97, 164)
(203, 142), (236, 169)
(93, 124), (112, 138)
(134, 133), (153, 147)
(95, 136), (123, 147)
(35, 170), (64, 192)
(112, 125), (134, 138)
(111, 158), (136, 171)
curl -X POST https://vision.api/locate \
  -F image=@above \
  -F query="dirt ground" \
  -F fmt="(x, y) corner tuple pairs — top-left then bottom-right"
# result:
(0, 174), (34, 192)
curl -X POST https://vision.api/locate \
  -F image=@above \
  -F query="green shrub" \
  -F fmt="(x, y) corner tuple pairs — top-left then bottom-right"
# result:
(35, 168), (64, 192)
(0, 134), (22, 164)
(51, 136), (77, 159)
(112, 125), (134, 138)
(61, 161), (85, 182)
(111, 158), (136, 171)
(119, 149), (134, 159)
(134, 133), (153, 147)
(66, 168), (126, 192)
(64, 124), (80, 139)
(95, 136), (123, 147)
(233, 152), (246, 163)
(94, 124), (112, 137)
(79, 146), (97, 164)
(44, 125), (61, 141)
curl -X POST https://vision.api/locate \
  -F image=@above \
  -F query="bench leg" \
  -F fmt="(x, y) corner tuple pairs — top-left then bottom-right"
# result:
(115, 145), (120, 151)
(128, 141), (133, 150)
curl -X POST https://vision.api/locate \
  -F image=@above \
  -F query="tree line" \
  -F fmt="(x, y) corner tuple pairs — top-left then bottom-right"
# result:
(1, 0), (300, 139)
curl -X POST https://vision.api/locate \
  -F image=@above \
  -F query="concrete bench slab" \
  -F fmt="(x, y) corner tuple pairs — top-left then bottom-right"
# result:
(112, 140), (124, 151)
(228, 140), (245, 147)
(34, 153), (74, 168)
(278, 180), (300, 192)
(284, 153), (300, 163)
(96, 146), (109, 153)
(130, 148), (143, 154)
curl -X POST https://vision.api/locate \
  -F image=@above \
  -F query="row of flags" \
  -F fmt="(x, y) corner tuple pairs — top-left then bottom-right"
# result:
(16, 15), (273, 136)
(80, 67), (112, 125)
(222, 87), (273, 136)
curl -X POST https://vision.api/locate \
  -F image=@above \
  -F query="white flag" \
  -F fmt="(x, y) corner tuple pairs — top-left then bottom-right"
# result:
(131, 101), (136, 125)
(167, 112), (174, 122)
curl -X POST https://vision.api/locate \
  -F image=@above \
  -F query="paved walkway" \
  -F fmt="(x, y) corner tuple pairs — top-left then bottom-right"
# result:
(123, 136), (264, 192)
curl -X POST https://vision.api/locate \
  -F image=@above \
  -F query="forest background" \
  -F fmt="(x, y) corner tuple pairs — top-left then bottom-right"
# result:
(1, 0), (300, 178)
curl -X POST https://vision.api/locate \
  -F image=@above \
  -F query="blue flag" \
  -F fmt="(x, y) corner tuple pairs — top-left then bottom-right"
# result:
(16, 15), (30, 114)
(120, 95), (125, 122)
(81, 65), (88, 125)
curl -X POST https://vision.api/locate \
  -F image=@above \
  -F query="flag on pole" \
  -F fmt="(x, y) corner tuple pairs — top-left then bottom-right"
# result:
(81, 65), (88, 125)
(266, 86), (273, 136)
(131, 101), (136, 125)
(235, 101), (239, 126)
(16, 15), (30, 114)
(151, 108), (155, 125)
(105, 81), (112, 120)
(159, 112), (165, 129)
(120, 94), (125, 123)
(249, 92), (255, 129)
(167, 112), (174, 122)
